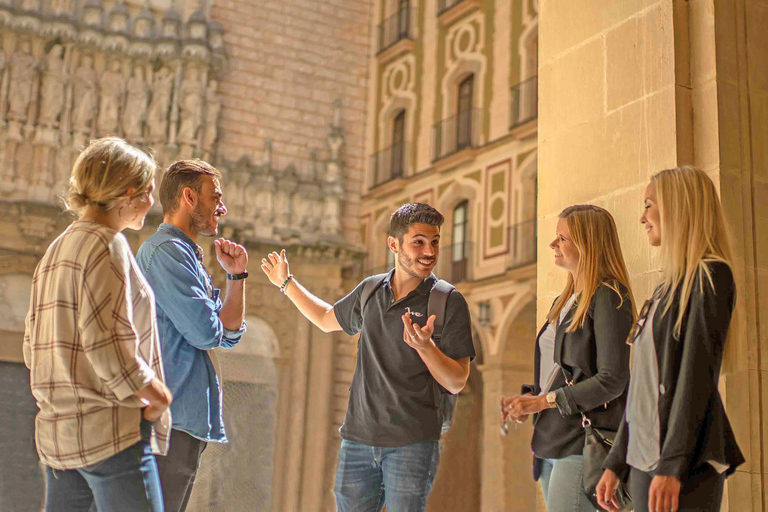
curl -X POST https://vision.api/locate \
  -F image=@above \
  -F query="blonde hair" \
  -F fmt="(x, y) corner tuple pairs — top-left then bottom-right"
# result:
(547, 205), (637, 332)
(652, 166), (735, 337)
(66, 137), (156, 214)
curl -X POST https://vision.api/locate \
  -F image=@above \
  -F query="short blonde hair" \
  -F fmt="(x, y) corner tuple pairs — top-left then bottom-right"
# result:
(547, 204), (637, 331)
(66, 137), (156, 214)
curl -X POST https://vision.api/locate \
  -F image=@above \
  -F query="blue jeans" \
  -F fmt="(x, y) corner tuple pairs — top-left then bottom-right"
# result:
(539, 455), (595, 512)
(44, 435), (163, 512)
(333, 439), (440, 512)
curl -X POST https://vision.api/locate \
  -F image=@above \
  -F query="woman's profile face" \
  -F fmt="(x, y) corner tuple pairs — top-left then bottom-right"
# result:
(550, 217), (580, 274)
(641, 181), (661, 246)
(126, 180), (155, 231)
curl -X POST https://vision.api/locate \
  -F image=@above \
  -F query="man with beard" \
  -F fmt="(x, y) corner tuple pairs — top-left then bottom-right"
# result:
(137, 160), (248, 512)
(261, 203), (474, 511)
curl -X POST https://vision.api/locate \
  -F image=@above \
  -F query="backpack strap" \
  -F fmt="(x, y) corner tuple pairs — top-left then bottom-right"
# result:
(428, 279), (455, 342)
(360, 273), (389, 318)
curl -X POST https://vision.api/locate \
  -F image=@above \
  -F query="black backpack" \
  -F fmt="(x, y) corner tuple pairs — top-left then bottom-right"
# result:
(360, 274), (458, 435)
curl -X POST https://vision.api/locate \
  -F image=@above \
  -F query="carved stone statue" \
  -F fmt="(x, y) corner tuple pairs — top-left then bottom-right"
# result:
(202, 79), (220, 151)
(97, 60), (125, 135)
(7, 40), (39, 123)
(146, 66), (173, 141)
(122, 66), (150, 140)
(71, 54), (98, 133)
(37, 45), (68, 127)
(176, 66), (204, 145)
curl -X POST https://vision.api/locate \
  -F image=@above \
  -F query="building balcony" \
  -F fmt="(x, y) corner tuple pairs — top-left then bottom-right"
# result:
(369, 141), (411, 191)
(431, 108), (481, 164)
(509, 75), (538, 136)
(442, 240), (472, 284)
(506, 219), (537, 270)
(377, 5), (416, 62)
(437, 0), (482, 25)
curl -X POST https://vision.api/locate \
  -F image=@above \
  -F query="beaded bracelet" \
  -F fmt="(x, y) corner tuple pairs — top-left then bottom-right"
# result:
(280, 274), (294, 294)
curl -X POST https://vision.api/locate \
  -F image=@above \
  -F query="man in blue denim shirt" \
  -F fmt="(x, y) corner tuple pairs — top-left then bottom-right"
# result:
(136, 160), (248, 512)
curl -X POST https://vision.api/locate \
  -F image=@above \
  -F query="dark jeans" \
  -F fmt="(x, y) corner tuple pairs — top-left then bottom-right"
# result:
(629, 464), (725, 512)
(155, 429), (207, 512)
(333, 439), (440, 512)
(44, 436), (163, 512)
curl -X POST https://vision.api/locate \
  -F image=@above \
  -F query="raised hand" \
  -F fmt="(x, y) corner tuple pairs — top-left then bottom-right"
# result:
(214, 238), (248, 275)
(401, 311), (436, 353)
(261, 250), (290, 288)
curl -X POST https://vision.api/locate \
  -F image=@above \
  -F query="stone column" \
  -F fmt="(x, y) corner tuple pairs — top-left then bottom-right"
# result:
(479, 360), (537, 512)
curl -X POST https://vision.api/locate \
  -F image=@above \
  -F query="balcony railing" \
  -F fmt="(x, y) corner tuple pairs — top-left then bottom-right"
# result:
(378, 5), (416, 53)
(442, 240), (472, 283)
(506, 219), (537, 270)
(432, 108), (481, 162)
(437, 0), (468, 16)
(509, 75), (538, 130)
(369, 141), (410, 189)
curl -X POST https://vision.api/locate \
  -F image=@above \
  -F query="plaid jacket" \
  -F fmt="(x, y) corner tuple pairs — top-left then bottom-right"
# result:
(23, 221), (170, 470)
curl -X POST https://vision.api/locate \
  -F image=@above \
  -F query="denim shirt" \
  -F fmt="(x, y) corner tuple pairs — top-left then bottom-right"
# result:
(136, 223), (246, 442)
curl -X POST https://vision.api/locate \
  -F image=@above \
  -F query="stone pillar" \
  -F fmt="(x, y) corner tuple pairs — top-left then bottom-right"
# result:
(479, 360), (537, 511)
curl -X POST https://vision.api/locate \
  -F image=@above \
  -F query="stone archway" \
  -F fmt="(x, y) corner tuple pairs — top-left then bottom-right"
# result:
(187, 315), (280, 512)
(428, 326), (484, 511)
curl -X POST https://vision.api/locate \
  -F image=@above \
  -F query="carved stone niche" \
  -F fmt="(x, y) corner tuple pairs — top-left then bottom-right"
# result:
(11, 203), (61, 250)
(209, 21), (225, 52)
(82, 0), (104, 27)
(105, 3), (130, 52)
(133, 7), (155, 39)
(161, 9), (182, 39)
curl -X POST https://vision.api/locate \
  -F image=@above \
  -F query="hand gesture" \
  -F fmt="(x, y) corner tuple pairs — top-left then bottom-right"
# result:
(503, 393), (548, 422)
(595, 469), (622, 512)
(401, 311), (436, 353)
(648, 475), (681, 512)
(214, 238), (248, 275)
(501, 395), (530, 424)
(261, 250), (290, 288)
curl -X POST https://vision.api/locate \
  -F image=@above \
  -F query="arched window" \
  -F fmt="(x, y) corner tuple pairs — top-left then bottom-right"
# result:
(398, 0), (410, 39)
(456, 75), (474, 150)
(451, 201), (469, 282)
(391, 109), (406, 178)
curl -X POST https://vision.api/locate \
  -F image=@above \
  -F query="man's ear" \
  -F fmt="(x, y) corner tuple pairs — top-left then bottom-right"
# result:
(181, 186), (197, 209)
(387, 235), (398, 254)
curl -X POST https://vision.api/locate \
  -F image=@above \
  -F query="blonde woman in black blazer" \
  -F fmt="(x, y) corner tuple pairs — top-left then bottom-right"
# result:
(502, 205), (636, 512)
(597, 167), (744, 512)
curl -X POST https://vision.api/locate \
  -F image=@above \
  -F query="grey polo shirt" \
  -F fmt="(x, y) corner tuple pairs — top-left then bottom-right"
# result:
(334, 270), (475, 447)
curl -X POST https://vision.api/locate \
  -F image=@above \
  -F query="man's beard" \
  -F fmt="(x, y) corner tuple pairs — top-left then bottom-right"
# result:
(397, 251), (433, 279)
(190, 202), (217, 237)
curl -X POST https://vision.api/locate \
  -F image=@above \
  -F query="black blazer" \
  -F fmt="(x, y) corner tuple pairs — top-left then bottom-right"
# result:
(603, 262), (745, 481)
(525, 282), (634, 480)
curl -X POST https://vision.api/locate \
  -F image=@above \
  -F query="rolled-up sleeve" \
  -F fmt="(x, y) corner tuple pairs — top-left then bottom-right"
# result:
(80, 241), (155, 401)
(141, 240), (231, 350)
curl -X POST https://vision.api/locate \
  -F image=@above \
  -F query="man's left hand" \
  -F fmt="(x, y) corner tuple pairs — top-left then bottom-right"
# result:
(402, 312), (436, 353)
(214, 238), (248, 275)
(648, 475), (681, 512)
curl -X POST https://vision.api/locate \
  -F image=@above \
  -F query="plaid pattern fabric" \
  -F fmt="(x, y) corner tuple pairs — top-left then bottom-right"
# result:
(23, 221), (170, 470)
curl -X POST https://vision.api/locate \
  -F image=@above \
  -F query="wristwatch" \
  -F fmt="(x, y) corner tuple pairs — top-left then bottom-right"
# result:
(546, 391), (558, 409)
(226, 270), (248, 281)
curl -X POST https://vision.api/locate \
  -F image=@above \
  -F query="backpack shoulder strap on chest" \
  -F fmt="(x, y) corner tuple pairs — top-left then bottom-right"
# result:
(360, 273), (389, 317)
(428, 279), (455, 342)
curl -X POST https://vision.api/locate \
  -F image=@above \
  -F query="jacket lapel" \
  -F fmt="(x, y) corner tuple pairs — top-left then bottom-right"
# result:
(554, 303), (576, 365)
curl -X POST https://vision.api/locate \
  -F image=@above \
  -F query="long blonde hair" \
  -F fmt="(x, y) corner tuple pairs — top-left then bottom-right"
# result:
(66, 137), (156, 215)
(547, 205), (637, 331)
(653, 166), (735, 336)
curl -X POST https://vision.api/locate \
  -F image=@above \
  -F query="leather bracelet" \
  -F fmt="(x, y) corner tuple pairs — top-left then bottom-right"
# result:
(280, 274), (294, 294)
(227, 270), (249, 281)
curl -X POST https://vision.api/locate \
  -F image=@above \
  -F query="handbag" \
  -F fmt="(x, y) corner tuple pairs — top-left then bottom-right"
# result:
(561, 367), (633, 511)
